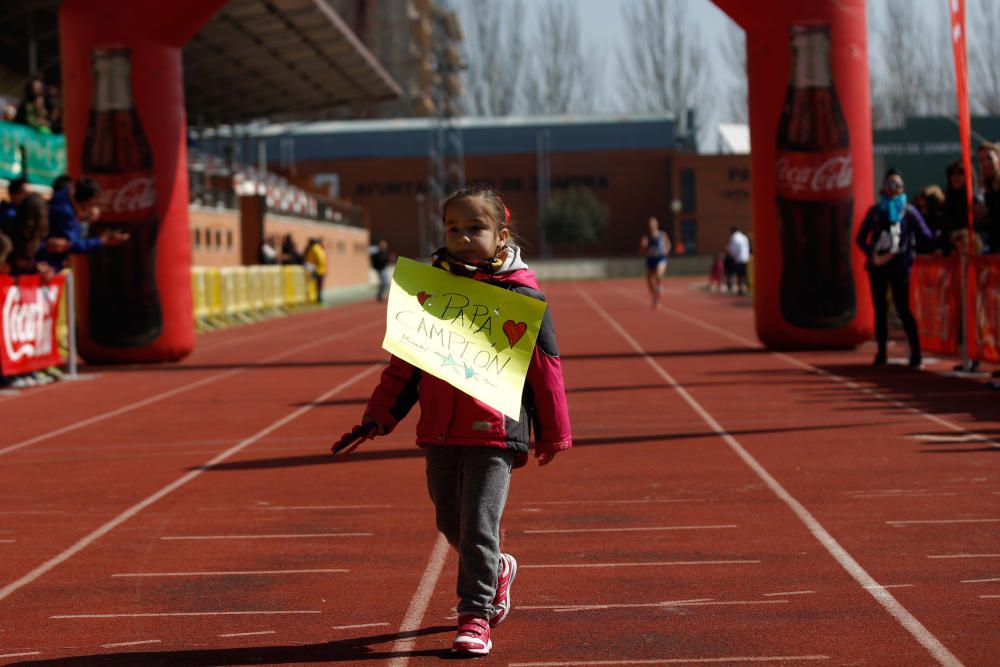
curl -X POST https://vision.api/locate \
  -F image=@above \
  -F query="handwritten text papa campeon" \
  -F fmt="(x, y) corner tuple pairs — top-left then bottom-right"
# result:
(394, 290), (531, 387)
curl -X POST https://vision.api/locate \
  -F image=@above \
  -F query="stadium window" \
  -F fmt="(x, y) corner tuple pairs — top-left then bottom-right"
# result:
(215, 229), (222, 248)
(226, 230), (233, 249)
(680, 169), (696, 213)
(337, 240), (346, 254)
(193, 228), (201, 248)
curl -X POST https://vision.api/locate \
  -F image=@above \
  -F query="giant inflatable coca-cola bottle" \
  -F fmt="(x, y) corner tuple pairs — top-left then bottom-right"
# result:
(776, 25), (855, 329)
(83, 47), (163, 347)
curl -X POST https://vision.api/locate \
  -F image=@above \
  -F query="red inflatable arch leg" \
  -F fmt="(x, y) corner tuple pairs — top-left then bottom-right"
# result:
(713, 0), (874, 349)
(59, 0), (226, 362)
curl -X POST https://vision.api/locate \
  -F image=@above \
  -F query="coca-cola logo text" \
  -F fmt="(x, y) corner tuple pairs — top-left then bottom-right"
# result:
(95, 176), (156, 218)
(776, 154), (853, 197)
(3, 285), (58, 362)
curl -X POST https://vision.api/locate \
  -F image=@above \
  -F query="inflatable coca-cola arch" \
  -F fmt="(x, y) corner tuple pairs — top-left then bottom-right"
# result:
(59, 0), (874, 362)
(713, 0), (874, 349)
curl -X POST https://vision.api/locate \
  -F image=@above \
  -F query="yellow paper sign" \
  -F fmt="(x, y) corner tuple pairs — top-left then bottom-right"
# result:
(382, 257), (548, 419)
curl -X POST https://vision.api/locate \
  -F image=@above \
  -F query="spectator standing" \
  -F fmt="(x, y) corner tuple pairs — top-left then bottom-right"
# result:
(280, 234), (302, 264)
(726, 226), (751, 295)
(40, 176), (127, 271)
(855, 169), (933, 368)
(913, 185), (946, 254)
(976, 142), (1000, 253)
(942, 160), (981, 254)
(303, 237), (327, 304)
(369, 238), (391, 301)
(1, 177), (29, 229)
(638, 216), (671, 308)
(258, 236), (278, 264)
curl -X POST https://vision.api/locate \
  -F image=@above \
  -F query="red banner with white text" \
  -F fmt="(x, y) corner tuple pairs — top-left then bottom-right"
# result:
(910, 255), (962, 356)
(0, 274), (66, 376)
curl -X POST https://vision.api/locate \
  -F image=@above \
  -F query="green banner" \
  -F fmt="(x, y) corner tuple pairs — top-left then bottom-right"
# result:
(0, 121), (66, 186)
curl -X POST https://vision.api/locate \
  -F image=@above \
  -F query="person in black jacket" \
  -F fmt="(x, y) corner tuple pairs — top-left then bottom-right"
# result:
(856, 169), (933, 368)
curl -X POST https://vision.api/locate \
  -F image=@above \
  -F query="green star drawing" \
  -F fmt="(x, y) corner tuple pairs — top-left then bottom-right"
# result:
(464, 363), (476, 380)
(436, 352), (462, 373)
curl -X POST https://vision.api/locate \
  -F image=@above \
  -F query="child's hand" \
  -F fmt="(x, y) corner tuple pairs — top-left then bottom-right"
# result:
(536, 451), (557, 466)
(331, 422), (377, 456)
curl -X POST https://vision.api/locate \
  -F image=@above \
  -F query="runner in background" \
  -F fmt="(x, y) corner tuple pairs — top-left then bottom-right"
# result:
(639, 216), (671, 308)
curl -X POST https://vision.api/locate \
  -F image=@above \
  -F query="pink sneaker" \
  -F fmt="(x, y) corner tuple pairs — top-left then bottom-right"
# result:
(452, 615), (491, 655)
(489, 553), (517, 627)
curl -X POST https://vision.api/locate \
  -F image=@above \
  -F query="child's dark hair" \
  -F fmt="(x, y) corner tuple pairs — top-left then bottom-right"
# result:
(13, 194), (48, 251)
(442, 185), (511, 233)
(441, 184), (524, 250)
(74, 177), (101, 205)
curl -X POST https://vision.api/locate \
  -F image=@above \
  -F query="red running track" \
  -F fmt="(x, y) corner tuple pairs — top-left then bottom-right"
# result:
(0, 278), (997, 666)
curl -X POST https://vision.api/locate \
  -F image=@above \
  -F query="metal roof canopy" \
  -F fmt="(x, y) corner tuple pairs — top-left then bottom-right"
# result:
(184, 0), (402, 124)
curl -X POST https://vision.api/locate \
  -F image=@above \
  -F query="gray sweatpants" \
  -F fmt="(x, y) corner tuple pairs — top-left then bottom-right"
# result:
(425, 445), (515, 618)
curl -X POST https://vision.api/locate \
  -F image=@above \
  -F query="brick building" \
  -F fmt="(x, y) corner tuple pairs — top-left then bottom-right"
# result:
(251, 115), (752, 261)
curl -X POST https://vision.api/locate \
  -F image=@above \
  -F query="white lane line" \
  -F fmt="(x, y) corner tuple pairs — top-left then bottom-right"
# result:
(333, 622), (391, 630)
(524, 524), (735, 534)
(888, 519), (1000, 526)
(585, 288), (964, 667)
(519, 598), (712, 611)
(518, 498), (713, 505)
(53, 611), (320, 618)
(850, 492), (959, 498)
(112, 569), (348, 577)
(0, 364), (382, 603)
(962, 577), (1000, 583)
(637, 288), (1000, 452)
(981, 595), (1000, 599)
(386, 533), (449, 667)
(196, 504), (392, 512)
(510, 656), (830, 665)
(522, 560), (759, 569)
(101, 639), (161, 648)
(161, 533), (371, 540)
(0, 652), (42, 658)
(0, 539), (14, 543)
(218, 631), (277, 637)
(0, 510), (67, 515)
(0, 320), (380, 457)
(763, 590), (815, 597)
(864, 584), (914, 590)
(928, 553), (1000, 559)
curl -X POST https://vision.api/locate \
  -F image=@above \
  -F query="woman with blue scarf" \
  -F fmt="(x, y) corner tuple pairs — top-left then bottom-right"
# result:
(856, 168), (934, 368)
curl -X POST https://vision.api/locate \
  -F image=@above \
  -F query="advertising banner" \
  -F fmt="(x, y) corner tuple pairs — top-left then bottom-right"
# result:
(910, 255), (961, 356)
(382, 258), (547, 419)
(0, 274), (66, 376)
(0, 122), (67, 186)
(970, 256), (1000, 363)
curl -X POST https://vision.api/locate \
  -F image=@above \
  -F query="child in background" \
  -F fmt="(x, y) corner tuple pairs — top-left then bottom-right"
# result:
(709, 251), (725, 292)
(336, 185), (572, 656)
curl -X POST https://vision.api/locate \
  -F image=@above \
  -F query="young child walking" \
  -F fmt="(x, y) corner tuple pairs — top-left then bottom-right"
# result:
(337, 186), (573, 656)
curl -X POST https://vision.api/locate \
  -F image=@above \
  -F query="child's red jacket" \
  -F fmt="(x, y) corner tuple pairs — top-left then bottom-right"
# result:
(363, 250), (572, 467)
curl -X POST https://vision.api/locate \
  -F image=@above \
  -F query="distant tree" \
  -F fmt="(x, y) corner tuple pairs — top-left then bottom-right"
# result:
(458, 0), (526, 116)
(539, 188), (608, 247)
(615, 0), (709, 142)
(521, 0), (601, 115)
(969, 0), (1000, 114)
(870, 0), (953, 128)
(719, 20), (747, 124)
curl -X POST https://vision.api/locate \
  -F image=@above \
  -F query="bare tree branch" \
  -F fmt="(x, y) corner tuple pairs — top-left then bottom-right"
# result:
(969, 0), (1000, 114)
(521, 0), (602, 115)
(719, 20), (747, 123)
(615, 0), (709, 140)
(458, 0), (526, 116)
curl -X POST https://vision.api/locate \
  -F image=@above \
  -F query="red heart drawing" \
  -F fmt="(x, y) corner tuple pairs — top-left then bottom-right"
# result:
(417, 291), (430, 306)
(503, 320), (528, 348)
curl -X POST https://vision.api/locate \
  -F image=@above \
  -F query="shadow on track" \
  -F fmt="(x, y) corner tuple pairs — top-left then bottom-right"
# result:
(6, 625), (456, 665)
(198, 421), (891, 471)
